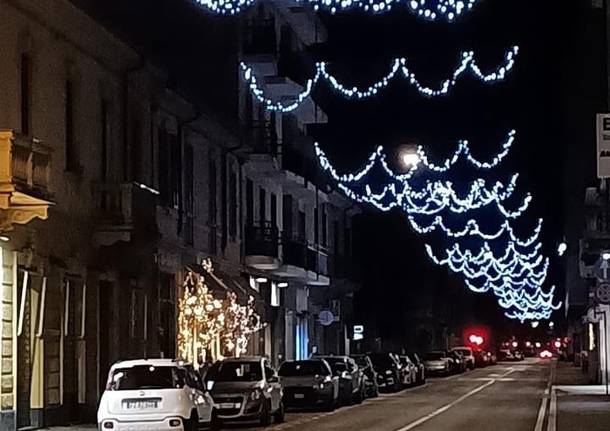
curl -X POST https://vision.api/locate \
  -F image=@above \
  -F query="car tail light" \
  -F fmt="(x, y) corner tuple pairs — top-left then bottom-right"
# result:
(169, 419), (181, 427)
(103, 422), (114, 429)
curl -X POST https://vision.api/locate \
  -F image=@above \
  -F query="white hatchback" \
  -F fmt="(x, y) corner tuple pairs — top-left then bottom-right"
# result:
(98, 358), (213, 431)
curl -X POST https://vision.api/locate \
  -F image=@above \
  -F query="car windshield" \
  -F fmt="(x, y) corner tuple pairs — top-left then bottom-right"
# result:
(454, 349), (471, 356)
(369, 354), (394, 368)
(425, 352), (445, 361)
(205, 361), (262, 382)
(279, 361), (329, 376)
(108, 365), (184, 390)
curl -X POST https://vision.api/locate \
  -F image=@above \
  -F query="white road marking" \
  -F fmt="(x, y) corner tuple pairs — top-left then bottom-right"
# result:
(534, 360), (556, 431)
(393, 368), (515, 431)
(547, 387), (557, 431)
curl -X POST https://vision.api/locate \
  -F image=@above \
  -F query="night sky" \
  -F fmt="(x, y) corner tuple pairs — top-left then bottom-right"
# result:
(74, 0), (606, 344)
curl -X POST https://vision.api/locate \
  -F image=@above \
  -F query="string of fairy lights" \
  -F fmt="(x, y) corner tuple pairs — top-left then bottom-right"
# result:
(314, 136), (561, 321)
(194, 0), (479, 19)
(240, 46), (519, 113)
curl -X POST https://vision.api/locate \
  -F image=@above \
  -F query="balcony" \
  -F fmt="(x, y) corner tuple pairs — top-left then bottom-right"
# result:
(243, 120), (280, 179)
(92, 182), (158, 247)
(0, 130), (53, 231)
(245, 222), (280, 270)
(273, 236), (329, 285)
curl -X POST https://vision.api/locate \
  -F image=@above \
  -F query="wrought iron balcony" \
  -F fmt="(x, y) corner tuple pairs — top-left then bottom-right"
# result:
(0, 130), (53, 231)
(245, 222), (280, 270)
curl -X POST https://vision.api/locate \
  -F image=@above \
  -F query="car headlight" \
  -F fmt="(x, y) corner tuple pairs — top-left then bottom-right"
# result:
(250, 390), (262, 401)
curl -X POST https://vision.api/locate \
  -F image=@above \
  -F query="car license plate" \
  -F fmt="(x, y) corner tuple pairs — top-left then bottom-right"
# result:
(218, 402), (240, 409)
(122, 399), (159, 409)
(294, 393), (305, 399)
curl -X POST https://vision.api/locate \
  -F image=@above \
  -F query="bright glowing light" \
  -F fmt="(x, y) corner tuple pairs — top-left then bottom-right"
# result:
(401, 150), (420, 168)
(557, 242), (567, 257)
(549, 321), (555, 329)
(525, 341), (532, 347)
(535, 342), (541, 348)
(540, 350), (553, 359)
(468, 334), (484, 346)
(603, 252), (610, 261)
(0, 236), (9, 242)
(554, 340), (561, 349)
(531, 321), (539, 328)
(511, 341), (518, 348)
(194, 0), (480, 19)
(255, 277), (268, 283)
(242, 47), (519, 113)
(277, 282), (289, 288)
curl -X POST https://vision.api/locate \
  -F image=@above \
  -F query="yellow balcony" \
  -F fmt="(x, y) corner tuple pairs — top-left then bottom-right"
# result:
(0, 130), (52, 231)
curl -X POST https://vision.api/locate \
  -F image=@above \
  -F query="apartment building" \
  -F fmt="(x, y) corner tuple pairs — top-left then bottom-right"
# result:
(0, 0), (360, 429)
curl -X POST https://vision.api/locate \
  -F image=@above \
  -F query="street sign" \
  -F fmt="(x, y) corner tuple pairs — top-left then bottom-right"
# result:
(596, 258), (610, 280)
(319, 310), (334, 326)
(596, 283), (610, 304)
(353, 325), (364, 341)
(597, 114), (610, 178)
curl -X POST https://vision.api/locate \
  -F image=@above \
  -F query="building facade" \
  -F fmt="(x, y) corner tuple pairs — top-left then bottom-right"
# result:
(0, 0), (359, 429)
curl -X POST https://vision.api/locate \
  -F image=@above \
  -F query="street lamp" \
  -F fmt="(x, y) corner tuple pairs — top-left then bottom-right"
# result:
(400, 145), (420, 169)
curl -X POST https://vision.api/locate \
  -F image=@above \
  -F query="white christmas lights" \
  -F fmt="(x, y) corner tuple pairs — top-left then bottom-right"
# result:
(314, 134), (560, 321)
(193, 0), (480, 20)
(241, 46), (519, 113)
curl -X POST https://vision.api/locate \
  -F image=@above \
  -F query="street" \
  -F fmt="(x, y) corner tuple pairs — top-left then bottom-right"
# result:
(224, 359), (550, 431)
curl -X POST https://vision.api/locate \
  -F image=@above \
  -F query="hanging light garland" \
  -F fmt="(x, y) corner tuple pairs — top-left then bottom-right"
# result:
(241, 46), (519, 113)
(314, 135), (561, 322)
(193, 0), (479, 20)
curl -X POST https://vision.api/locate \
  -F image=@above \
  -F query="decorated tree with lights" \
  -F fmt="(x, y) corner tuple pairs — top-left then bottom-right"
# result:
(177, 269), (224, 363)
(221, 292), (265, 357)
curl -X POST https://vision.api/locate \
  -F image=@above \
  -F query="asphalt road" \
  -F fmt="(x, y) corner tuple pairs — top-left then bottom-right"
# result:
(223, 358), (552, 431)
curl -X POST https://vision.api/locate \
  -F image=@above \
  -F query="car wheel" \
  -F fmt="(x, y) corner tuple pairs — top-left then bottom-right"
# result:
(259, 400), (272, 427)
(184, 411), (198, 431)
(273, 401), (285, 423)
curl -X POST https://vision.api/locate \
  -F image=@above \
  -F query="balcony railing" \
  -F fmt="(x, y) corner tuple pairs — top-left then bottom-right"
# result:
(307, 245), (328, 276)
(282, 237), (308, 269)
(245, 222), (279, 258)
(248, 120), (278, 156)
(91, 182), (157, 246)
(0, 131), (51, 196)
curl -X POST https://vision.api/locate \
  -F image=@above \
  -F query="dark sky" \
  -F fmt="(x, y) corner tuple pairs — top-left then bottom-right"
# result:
(73, 0), (606, 343)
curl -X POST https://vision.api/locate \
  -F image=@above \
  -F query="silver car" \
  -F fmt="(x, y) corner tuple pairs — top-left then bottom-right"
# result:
(278, 359), (339, 411)
(205, 356), (284, 427)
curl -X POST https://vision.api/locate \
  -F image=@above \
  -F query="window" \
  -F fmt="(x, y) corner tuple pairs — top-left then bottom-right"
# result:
(321, 206), (327, 248)
(314, 207), (319, 245)
(108, 366), (184, 391)
(158, 128), (171, 205)
(298, 211), (306, 242)
(100, 99), (108, 180)
(229, 170), (237, 237)
(246, 179), (254, 225)
(259, 188), (266, 224)
(159, 273), (176, 358)
(20, 53), (31, 136)
(184, 144), (194, 245)
(205, 362), (262, 382)
(65, 80), (77, 171)
(283, 195), (293, 238)
(270, 194), (277, 228)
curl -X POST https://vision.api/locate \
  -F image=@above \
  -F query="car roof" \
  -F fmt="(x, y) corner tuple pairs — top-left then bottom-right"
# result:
(219, 356), (265, 363)
(452, 346), (473, 351)
(110, 358), (188, 370)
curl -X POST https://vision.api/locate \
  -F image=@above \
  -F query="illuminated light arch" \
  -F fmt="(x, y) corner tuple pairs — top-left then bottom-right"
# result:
(241, 47), (519, 113)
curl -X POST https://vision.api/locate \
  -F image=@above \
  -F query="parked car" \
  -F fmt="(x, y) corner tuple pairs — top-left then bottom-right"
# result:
(486, 351), (498, 365)
(423, 351), (451, 376)
(498, 349), (524, 362)
(204, 356), (284, 427)
(278, 359), (339, 411)
(98, 358), (214, 431)
(369, 353), (403, 392)
(474, 349), (490, 367)
(350, 354), (380, 398)
(446, 351), (467, 374)
(407, 353), (426, 385)
(314, 355), (365, 405)
(398, 355), (418, 386)
(452, 346), (475, 369)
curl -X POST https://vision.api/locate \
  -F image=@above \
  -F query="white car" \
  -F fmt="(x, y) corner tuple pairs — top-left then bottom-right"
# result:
(452, 347), (476, 369)
(98, 358), (214, 431)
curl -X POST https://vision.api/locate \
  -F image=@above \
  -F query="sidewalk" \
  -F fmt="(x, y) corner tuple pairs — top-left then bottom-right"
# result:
(551, 361), (610, 431)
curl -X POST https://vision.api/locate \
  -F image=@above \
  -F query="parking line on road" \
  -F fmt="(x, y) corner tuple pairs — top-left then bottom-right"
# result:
(393, 380), (496, 431)
(546, 387), (557, 431)
(534, 360), (556, 431)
